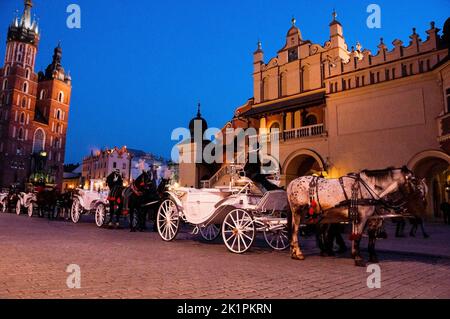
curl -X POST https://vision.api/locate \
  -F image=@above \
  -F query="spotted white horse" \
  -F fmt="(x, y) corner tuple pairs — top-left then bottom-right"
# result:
(287, 167), (415, 266)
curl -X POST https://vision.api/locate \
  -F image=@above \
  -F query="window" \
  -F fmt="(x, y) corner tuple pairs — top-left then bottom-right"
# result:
(402, 64), (407, 77)
(304, 114), (318, 126)
(4, 65), (10, 76)
(342, 78), (347, 90)
(21, 97), (27, 108)
(17, 128), (24, 140)
(58, 91), (64, 103)
(122, 163), (126, 170)
(23, 82), (28, 93)
(32, 129), (45, 153)
(361, 76), (365, 86)
(19, 112), (25, 124)
(409, 64), (414, 75)
(269, 122), (280, 133)
(56, 109), (61, 120)
(39, 89), (46, 100)
(376, 72), (380, 83)
(2, 79), (8, 91)
(419, 61), (424, 73)
(25, 69), (30, 79)
(0, 94), (6, 106)
(262, 78), (269, 101)
(392, 68), (396, 79)
(385, 69), (390, 81)
(356, 77), (360, 88)
(113, 162), (117, 169)
(280, 72), (287, 97)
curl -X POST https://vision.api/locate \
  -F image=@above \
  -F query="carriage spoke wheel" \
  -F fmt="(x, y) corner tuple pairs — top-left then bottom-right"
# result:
(16, 200), (21, 215)
(200, 224), (221, 241)
(263, 226), (289, 251)
(157, 199), (180, 241)
(222, 209), (255, 254)
(95, 204), (106, 227)
(1, 200), (6, 213)
(71, 199), (81, 224)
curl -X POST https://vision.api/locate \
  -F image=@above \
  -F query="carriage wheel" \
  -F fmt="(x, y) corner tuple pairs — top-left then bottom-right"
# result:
(16, 200), (21, 215)
(263, 226), (290, 251)
(95, 204), (106, 227)
(71, 199), (81, 224)
(1, 201), (6, 213)
(222, 209), (255, 254)
(27, 203), (34, 217)
(200, 224), (221, 241)
(157, 199), (180, 241)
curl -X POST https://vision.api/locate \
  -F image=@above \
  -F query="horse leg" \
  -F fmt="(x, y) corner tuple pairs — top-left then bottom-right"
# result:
(290, 205), (305, 260)
(351, 215), (367, 267)
(367, 219), (379, 264)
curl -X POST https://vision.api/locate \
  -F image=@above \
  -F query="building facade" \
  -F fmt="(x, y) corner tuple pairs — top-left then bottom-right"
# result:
(0, 0), (72, 190)
(194, 14), (450, 219)
(81, 146), (131, 191)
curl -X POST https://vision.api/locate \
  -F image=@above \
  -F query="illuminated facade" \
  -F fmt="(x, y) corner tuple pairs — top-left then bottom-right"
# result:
(203, 14), (450, 219)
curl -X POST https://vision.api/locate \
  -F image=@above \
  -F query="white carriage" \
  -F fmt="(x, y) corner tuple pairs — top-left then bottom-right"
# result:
(15, 192), (37, 217)
(156, 176), (290, 254)
(70, 189), (109, 226)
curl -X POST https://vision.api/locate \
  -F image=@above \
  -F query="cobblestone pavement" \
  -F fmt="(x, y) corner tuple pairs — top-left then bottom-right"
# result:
(1, 213), (450, 299)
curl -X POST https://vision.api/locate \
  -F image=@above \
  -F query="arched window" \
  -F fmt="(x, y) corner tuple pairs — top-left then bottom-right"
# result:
(21, 97), (27, 108)
(19, 112), (25, 124)
(2, 79), (8, 91)
(39, 89), (46, 100)
(32, 129), (45, 153)
(54, 138), (59, 148)
(25, 69), (30, 79)
(56, 109), (61, 120)
(303, 114), (318, 126)
(4, 65), (10, 76)
(58, 91), (64, 103)
(280, 72), (288, 97)
(0, 94), (5, 106)
(269, 122), (280, 132)
(56, 123), (61, 134)
(18, 128), (24, 140)
(262, 77), (269, 101)
(23, 82), (28, 93)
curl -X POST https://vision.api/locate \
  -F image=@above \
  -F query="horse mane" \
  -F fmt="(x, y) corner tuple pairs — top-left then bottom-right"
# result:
(360, 167), (396, 182)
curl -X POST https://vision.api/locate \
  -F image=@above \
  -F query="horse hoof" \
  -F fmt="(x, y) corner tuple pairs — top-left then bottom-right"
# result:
(291, 254), (305, 261)
(354, 259), (366, 267)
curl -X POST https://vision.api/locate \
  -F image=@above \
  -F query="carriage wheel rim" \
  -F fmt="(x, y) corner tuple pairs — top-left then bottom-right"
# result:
(71, 201), (80, 223)
(157, 199), (179, 241)
(200, 224), (220, 241)
(222, 209), (254, 254)
(264, 228), (289, 250)
(95, 205), (105, 227)
(16, 201), (21, 215)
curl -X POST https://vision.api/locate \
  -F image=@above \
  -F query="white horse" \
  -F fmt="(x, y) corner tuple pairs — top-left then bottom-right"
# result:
(287, 167), (415, 266)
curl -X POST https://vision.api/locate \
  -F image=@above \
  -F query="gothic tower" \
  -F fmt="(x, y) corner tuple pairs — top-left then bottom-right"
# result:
(0, 0), (72, 190)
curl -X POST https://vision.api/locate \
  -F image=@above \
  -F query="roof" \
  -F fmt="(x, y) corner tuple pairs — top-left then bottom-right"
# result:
(240, 92), (326, 118)
(63, 172), (80, 179)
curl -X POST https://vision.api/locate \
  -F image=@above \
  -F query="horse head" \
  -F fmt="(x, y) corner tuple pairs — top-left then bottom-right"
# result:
(360, 166), (415, 199)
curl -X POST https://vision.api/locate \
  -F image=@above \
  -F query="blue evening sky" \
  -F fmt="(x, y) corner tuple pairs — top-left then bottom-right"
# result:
(0, 0), (449, 163)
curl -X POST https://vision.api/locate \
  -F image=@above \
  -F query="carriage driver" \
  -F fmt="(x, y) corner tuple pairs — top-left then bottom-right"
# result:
(106, 168), (123, 228)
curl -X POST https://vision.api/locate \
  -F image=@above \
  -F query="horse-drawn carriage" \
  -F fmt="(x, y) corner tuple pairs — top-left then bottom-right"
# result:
(156, 166), (290, 253)
(70, 189), (110, 226)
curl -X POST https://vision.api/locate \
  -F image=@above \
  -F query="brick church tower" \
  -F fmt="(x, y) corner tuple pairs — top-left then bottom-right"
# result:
(0, 0), (72, 190)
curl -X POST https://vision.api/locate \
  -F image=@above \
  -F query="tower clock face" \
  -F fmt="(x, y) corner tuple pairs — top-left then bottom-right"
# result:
(288, 48), (298, 62)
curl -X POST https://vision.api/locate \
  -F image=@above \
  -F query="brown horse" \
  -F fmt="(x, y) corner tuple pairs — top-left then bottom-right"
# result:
(287, 167), (415, 266)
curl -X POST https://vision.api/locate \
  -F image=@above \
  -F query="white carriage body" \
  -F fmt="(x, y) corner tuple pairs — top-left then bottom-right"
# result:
(75, 189), (108, 211)
(166, 186), (262, 227)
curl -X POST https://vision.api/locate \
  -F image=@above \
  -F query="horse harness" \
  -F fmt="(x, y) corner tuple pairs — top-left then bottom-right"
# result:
(308, 173), (406, 224)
